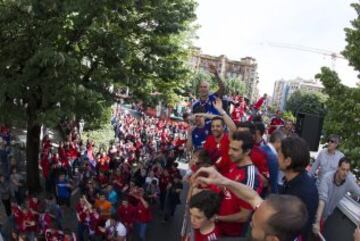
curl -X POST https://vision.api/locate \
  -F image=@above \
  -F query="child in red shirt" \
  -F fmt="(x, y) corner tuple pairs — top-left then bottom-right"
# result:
(117, 198), (136, 233)
(187, 190), (221, 241)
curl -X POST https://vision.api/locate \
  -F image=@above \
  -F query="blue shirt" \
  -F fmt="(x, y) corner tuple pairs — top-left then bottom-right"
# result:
(261, 144), (279, 194)
(280, 171), (319, 241)
(56, 180), (70, 198)
(192, 122), (211, 150)
(192, 93), (221, 115)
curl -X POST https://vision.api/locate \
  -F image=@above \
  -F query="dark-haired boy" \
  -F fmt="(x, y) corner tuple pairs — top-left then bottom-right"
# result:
(188, 190), (221, 241)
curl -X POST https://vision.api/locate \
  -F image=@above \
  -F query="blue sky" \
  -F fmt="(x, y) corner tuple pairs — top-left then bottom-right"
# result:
(194, 0), (358, 95)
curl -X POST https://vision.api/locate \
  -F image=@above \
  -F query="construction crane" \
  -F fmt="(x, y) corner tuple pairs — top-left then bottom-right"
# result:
(261, 41), (346, 70)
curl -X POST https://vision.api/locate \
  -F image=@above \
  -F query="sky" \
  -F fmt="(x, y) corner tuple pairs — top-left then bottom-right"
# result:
(194, 0), (359, 95)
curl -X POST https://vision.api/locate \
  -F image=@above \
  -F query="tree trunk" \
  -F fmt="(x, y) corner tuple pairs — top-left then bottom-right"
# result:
(26, 119), (41, 193)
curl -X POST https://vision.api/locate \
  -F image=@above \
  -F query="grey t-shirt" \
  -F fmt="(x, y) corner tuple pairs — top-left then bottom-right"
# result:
(310, 149), (344, 183)
(318, 171), (360, 219)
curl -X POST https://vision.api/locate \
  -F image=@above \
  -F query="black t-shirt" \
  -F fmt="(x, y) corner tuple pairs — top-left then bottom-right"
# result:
(281, 171), (319, 241)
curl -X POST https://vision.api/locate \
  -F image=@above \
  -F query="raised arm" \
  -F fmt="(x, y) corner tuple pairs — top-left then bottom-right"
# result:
(194, 166), (263, 209)
(214, 98), (236, 135)
(208, 64), (225, 97)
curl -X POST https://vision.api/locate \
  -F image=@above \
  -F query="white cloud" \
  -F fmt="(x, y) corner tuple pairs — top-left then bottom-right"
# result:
(194, 0), (359, 95)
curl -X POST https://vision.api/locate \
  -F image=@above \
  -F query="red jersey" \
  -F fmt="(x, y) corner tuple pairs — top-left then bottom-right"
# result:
(254, 97), (265, 110)
(268, 117), (285, 135)
(75, 203), (87, 224)
(250, 146), (269, 178)
(117, 204), (136, 227)
(193, 225), (221, 241)
(204, 134), (232, 175)
(136, 201), (152, 223)
(218, 164), (263, 236)
(23, 210), (37, 232)
(12, 205), (25, 232)
(41, 157), (50, 178)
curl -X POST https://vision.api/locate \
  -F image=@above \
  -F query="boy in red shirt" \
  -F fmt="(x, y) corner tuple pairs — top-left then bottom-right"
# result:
(187, 190), (221, 241)
(117, 198), (136, 233)
(133, 188), (151, 241)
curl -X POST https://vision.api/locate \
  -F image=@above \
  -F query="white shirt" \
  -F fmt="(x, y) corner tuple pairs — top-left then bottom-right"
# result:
(105, 220), (127, 238)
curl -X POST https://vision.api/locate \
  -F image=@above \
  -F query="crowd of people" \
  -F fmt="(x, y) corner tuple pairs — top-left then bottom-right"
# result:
(0, 65), (359, 241)
(182, 70), (360, 241)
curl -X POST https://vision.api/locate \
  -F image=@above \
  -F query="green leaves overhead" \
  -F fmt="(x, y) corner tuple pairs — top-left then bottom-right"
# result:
(316, 67), (360, 168)
(0, 0), (197, 126)
(285, 89), (328, 116)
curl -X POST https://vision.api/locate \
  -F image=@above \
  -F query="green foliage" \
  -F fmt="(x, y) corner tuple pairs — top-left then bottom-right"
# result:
(187, 69), (216, 96)
(187, 70), (246, 98)
(314, 3), (360, 170)
(0, 0), (197, 126)
(315, 67), (360, 169)
(225, 77), (246, 96)
(285, 90), (327, 116)
(283, 111), (296, 123)
(83, 123), (114, 152)
(0, 0), (197, 190)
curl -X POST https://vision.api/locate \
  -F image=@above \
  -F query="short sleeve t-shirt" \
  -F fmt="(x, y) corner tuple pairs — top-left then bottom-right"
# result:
(105, 220), (127, 238)
(218, 164), (263, 236)
(192, 93), (221, 115)
(192, 123), (211, 150)
(204, 133), (232, 174)
(193, 224), (221, 241)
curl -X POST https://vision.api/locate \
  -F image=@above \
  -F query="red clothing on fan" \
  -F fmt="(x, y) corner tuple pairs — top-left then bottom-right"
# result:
(218, 164), (263, 236)
(117, 204), (136, 228)
(268, 117), (285, 135)
(254, 97), (265, 110)
(136, 201), (152, 223)
(204, 134), (232, 175)
(12, 205), (25, 232)
(41, 157), (50, 178)
(250, 146), (269, 178)
(23, 210), (37, 232)
(194, 225), (221, 241)
(75, 203), (87, 223)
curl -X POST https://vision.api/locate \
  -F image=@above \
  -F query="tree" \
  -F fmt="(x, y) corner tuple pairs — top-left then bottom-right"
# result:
(315, 4), (360, 169)
(285, 90), (327, 116)
(0, 0), (196, 191)
(225, 77), (246, 96)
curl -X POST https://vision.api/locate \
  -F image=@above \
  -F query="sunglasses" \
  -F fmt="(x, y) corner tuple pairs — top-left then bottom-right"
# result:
(328, 139), (337, 144)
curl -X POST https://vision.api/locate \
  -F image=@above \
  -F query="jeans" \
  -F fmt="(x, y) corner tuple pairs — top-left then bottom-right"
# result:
(135, 223), (148, 241)
(77, 223), (87, 241)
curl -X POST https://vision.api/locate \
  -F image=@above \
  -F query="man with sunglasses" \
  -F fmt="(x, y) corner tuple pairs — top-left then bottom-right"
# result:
(310, 134), (344, 184)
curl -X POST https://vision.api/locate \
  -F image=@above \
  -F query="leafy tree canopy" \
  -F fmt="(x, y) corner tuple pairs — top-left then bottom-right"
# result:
(285, 89), (328, 116)
(0, 0), (197, 191)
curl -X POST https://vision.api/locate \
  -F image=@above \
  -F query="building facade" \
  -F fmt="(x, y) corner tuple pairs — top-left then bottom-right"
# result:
(272, 77), (323, 111)
(189, 47), (259, 101)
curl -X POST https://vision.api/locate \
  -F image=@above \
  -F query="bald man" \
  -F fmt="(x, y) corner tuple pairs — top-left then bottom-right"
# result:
(192, 64), (225, 115)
